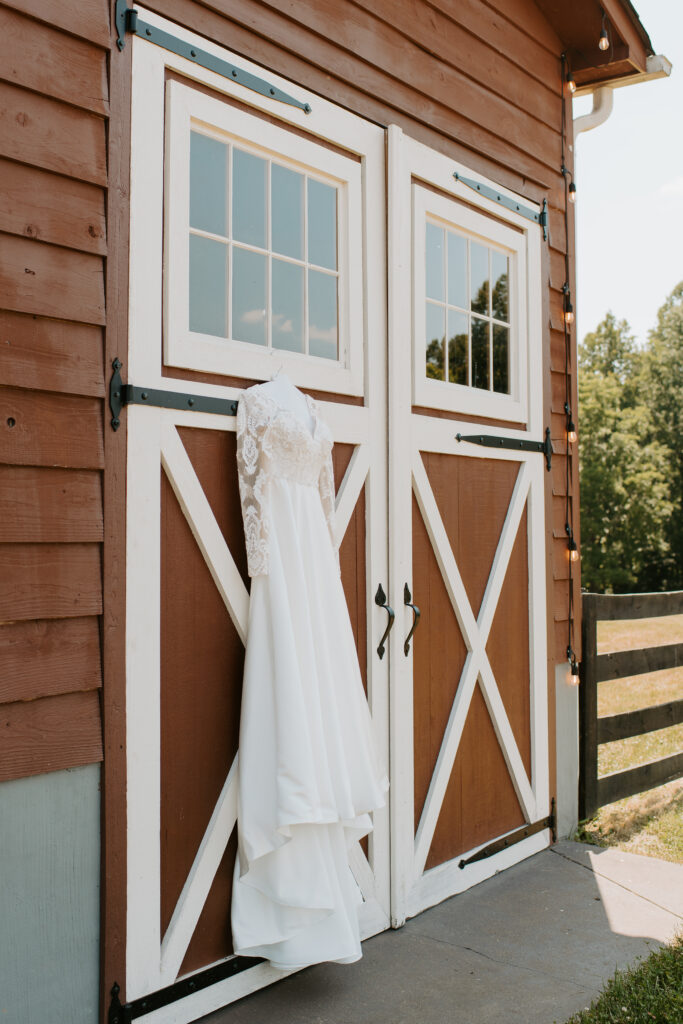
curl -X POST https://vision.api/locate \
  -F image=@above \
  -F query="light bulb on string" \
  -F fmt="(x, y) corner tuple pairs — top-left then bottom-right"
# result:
(566, 69), (576, 94)
(599, 12), (610, 51)
(568, 181), (577, 202)
(564, 292), (574, 325)
(569, 659), (580, 686)
(567, 418), (577, 444)
(568, 539), (579, 563)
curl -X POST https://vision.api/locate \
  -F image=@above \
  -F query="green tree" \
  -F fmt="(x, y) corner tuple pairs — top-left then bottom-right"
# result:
(642, 281), (683, 588)
(578, 314), (673, 592)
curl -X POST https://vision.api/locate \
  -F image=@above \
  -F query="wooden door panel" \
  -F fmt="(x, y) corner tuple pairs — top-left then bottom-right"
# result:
(180, 834), (238, 977)
(487, 510), (532, 778)
(160, 470), (242, 967)
(428, 682), (526, 869)
(427, 453), (518, 619)
(177, 427), (249, 586)
(412, 492), (468, 832)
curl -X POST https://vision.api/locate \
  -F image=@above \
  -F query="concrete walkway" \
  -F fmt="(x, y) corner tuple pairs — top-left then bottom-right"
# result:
(200, 841), (683, 1024)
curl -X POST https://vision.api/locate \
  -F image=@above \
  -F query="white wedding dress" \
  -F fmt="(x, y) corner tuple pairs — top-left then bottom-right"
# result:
(231, 379), (388, 971)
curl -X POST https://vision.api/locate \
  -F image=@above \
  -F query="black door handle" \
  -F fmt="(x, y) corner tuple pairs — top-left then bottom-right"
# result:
(403, 583), (421, 656)
(375, 583), (395, 660)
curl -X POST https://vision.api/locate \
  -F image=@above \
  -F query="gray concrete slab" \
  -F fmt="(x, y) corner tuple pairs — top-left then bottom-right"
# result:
(199, 842), (683, 1024)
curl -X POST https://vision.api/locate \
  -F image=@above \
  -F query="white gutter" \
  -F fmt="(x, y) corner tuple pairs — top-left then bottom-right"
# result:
(573, 86), (614, 137)
(573, 53), (671, 138)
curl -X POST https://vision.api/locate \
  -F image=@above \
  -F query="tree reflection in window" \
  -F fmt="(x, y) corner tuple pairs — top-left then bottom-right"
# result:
(425, 220), (510, 395)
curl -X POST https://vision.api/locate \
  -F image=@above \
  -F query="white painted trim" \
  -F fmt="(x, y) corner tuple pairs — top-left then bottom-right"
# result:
(407, 829), (550, 920)
(160, 758), (239, 984)
(412, 183), (528, 422)
(333, 444), (370, 547)
(160, 421), (249, 644)
(164, 79), (365, 395)
(125, 405), (163, 1000)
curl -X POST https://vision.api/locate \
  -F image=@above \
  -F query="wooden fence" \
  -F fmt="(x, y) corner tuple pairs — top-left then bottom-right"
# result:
(579, 590), (683, 820)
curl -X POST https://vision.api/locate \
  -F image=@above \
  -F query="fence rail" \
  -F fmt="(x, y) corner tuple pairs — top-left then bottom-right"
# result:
(579, 590), (683, 820)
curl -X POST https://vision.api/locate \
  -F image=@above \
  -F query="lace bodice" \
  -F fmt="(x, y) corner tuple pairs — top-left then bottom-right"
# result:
(236, 383), (338, 577)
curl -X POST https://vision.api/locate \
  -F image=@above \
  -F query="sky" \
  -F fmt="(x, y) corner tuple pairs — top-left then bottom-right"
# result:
(573, 0), (683, 347)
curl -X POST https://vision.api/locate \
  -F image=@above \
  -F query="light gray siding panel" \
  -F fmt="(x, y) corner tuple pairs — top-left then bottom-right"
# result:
(0, 764), (100, 1024)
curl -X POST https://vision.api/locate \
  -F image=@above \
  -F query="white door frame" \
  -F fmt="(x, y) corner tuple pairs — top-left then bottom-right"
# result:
(387, 126), (550, 926)
(124, 11), (388, 1020)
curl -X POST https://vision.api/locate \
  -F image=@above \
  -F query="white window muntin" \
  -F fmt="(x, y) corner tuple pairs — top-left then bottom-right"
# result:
(413, 184), (529, 423)
(165, 79), (364, 395)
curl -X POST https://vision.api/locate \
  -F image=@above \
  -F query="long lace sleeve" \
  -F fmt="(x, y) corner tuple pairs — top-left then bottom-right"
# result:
(318, 447), (340, 573)
(236, 391), (271, 577)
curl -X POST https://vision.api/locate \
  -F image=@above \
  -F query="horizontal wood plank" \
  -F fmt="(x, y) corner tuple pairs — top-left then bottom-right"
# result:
(598, 700), (683, 744)
(148, 0), (558, 188)
(0, 233), (105, 324)
(596, 642), (683, 683)
(0, 542), (102, 621)
(0, 387), (104, 469)
(0, 159), (106, 254)
(351, 0), (560, 128)
(230, 0), (561, 167)
(2, 0), (110, 48)
(0, 310), (104, 397)
(0, 6), (108, 115)
(0, 81), (106, 185)
(0, 616), (101, 704)
(584, 591), (683, 621)
(0, 689), (102, 782)
(598, 751), (683, 807)
(0, 465), (103, 542)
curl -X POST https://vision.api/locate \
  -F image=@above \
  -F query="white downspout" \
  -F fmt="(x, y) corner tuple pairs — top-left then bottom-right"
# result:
(573, 86), (614, 137)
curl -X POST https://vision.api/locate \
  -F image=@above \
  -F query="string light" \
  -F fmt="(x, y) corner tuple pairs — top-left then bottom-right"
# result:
(567, 649), (580, 686)
(599, 11), (610, 51)
(561, 54), (578, 688)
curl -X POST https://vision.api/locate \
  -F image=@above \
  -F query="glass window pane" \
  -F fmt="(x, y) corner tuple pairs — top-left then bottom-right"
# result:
(447, 231), (467, 309)
(448, 309), (468, 386)
(308, 270), (338, 360)
(272, 259), (304, 353)
(232, 247), (266, 346)
(493, 324), (510, 394)
(189, 235), (227, 337)
(308, 179), (337, 270)
(272, 164), (303, 260)
(471, 316), (490, 390)
(190, 132), (227, 236)
(492, 250), (509, 322)
(425, 222), (444, 302)
(233, 149), (266, 248)
(426, 302), (445, 381)
(470, 242), (489, 315)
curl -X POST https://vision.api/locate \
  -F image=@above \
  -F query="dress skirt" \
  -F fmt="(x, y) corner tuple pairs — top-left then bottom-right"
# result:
(231, 476), (388, 970)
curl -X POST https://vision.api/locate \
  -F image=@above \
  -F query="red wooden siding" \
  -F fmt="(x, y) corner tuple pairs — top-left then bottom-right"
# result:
(0, 1), (108, 784)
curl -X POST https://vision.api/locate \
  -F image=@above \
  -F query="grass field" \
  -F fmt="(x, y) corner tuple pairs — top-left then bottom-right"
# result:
(575, 613), (683, 863)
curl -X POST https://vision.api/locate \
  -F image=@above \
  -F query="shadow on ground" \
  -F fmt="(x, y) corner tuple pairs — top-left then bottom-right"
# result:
(198, 840), (683, 1024)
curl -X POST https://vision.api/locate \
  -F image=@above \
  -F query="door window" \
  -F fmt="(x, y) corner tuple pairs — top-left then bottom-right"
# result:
(165, 81), (364, 394)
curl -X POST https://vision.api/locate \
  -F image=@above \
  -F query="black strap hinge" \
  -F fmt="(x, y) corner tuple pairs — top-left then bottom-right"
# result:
(456, 427), (553, 471)
(109, 358), (239, 430)
(454, 172), (548, 241)
(459, 798), (556, 869)
(114, 1), (311, 113)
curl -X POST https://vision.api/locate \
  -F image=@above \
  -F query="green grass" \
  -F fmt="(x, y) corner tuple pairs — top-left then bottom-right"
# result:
(560, 935), (683, 1024)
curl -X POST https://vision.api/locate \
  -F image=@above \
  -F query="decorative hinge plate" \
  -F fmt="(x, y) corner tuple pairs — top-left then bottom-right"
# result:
(114, 1), (311, 112)
(454, 171), (548, 241)
(456, 427), (553, 471)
